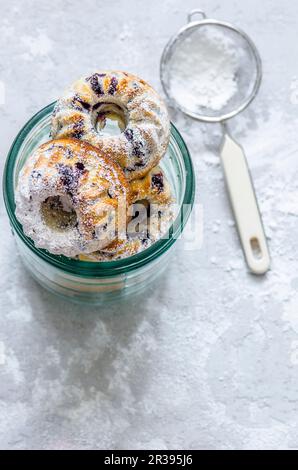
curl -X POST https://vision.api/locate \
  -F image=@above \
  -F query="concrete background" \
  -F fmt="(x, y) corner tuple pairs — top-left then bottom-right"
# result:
(0, 0), (298, 450)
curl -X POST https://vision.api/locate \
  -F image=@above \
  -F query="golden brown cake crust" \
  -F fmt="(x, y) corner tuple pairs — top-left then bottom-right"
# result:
(15, 138), (131, 257)
(79, 166), (174, 261)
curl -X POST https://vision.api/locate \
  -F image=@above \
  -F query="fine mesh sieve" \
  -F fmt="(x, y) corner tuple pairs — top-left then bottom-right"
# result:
(160, 10), (270, 274)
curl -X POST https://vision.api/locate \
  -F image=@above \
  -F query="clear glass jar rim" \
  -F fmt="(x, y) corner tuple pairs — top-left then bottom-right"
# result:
(3, 102), (195, 277)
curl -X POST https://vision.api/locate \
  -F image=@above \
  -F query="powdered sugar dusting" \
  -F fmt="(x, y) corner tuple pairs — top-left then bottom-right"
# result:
(15, 139), (130, 257)
(2, 0), (298, 452)
(51, 71), (170, 180)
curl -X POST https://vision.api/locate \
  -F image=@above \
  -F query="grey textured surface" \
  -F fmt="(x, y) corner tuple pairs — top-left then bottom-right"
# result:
(1, 0), (298, 450)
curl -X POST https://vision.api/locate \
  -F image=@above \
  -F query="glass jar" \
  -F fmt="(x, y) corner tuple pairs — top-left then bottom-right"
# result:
(3, 103), (195, 304)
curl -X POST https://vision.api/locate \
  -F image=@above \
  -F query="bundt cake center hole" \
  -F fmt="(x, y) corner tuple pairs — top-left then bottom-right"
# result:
(93, 102), (126, 136)
(41, 195), (77, 232)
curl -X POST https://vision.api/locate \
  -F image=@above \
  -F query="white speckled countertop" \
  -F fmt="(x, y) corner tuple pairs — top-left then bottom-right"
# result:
(1, 0), (298, 450)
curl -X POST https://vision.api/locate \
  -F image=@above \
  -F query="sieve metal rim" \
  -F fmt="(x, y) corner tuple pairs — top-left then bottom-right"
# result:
(160, 17), (263, 123)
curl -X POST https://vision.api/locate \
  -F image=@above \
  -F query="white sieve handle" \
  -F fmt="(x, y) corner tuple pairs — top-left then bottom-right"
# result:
(220, 131), (270, 275)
